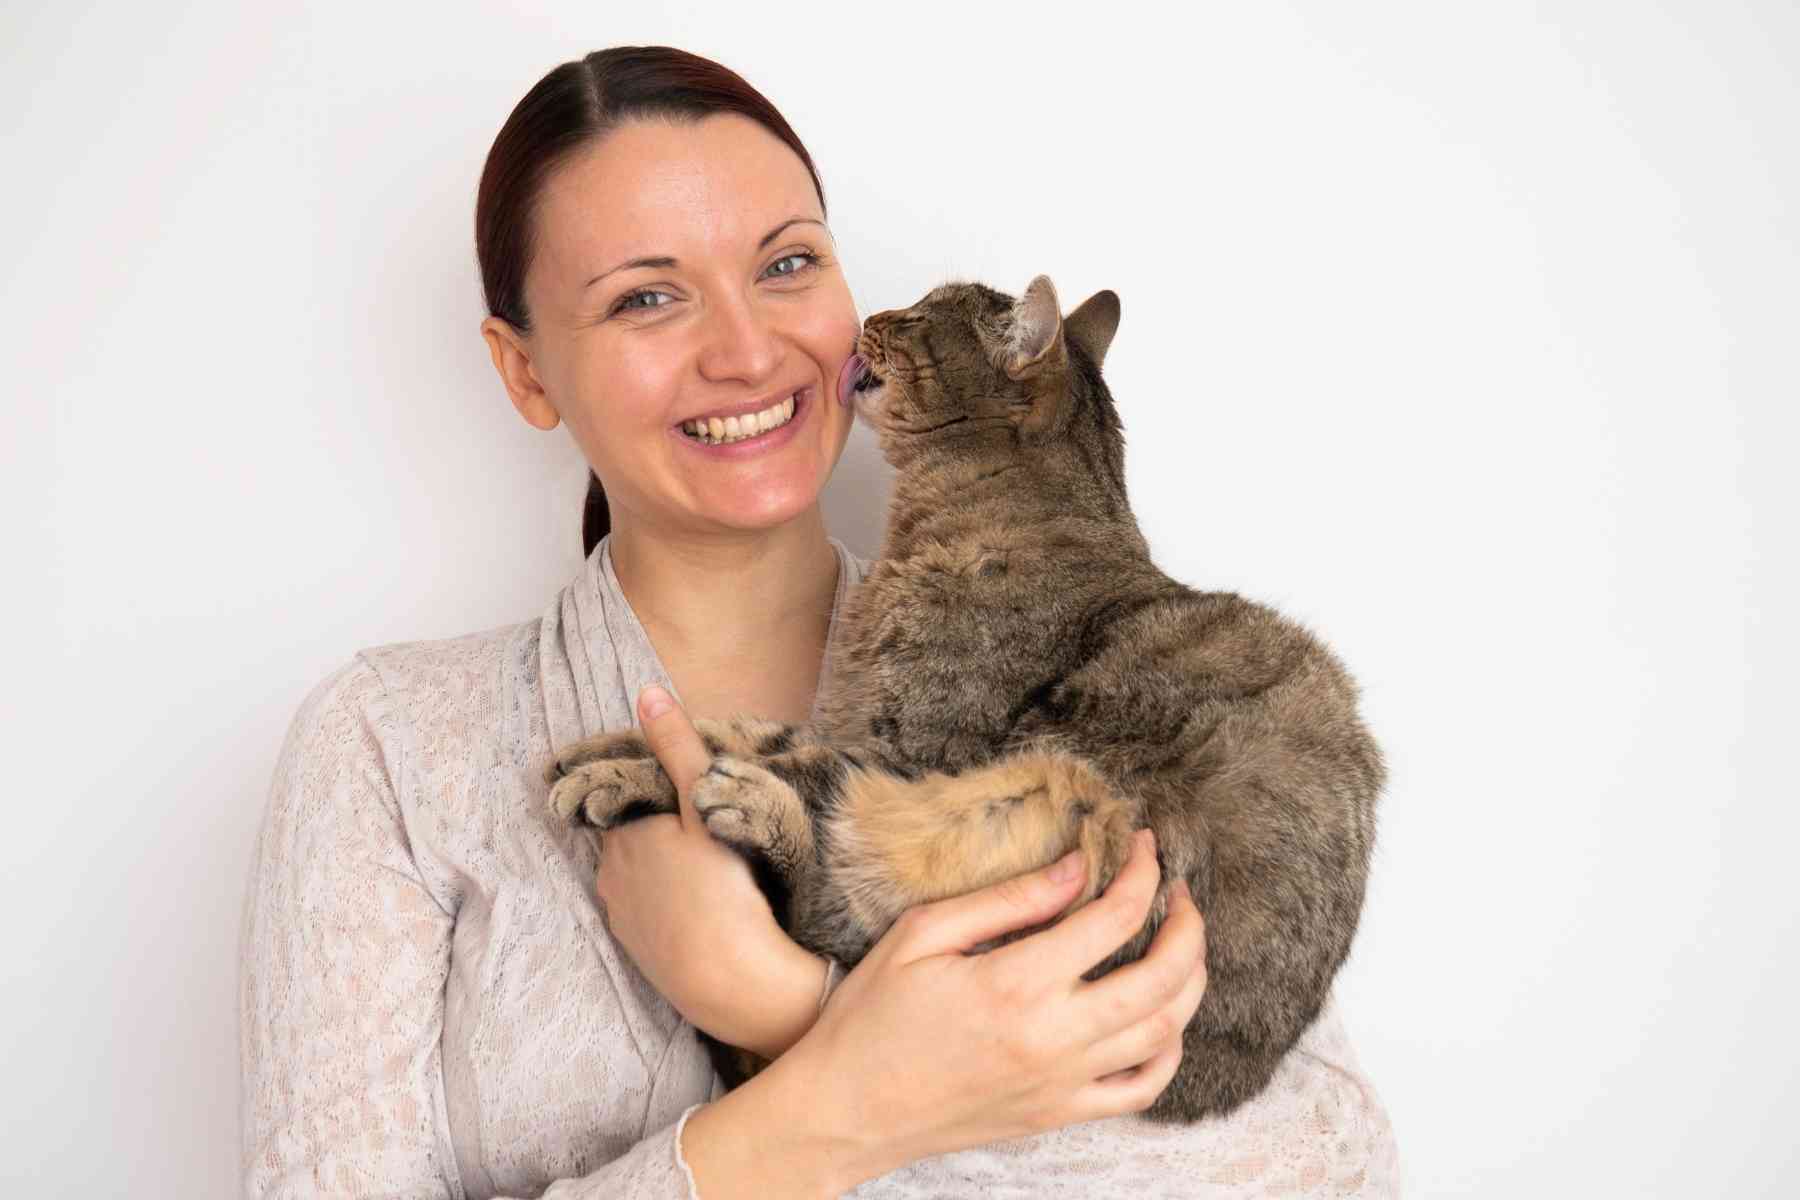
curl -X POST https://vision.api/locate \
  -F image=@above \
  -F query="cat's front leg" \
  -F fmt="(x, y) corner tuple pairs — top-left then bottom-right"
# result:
(546, 714), (799, 781)
(686, 744), (875, 942)
(543, 716), (804, 829)
(689, 756), (818, 887)
(545, 738), (677, 830)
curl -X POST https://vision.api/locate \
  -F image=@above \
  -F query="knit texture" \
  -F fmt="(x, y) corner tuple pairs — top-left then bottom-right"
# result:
(239, 536), (1400, 1197)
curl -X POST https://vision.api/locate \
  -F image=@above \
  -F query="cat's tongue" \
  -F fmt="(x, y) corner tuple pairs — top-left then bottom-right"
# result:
(837, 354), (869, 408)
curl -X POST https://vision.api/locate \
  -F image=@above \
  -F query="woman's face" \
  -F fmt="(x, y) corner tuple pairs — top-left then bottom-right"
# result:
(484, 113), (860, 540)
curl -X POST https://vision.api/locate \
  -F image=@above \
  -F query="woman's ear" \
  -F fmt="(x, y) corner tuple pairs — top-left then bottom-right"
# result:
(481, 317), (560, 431)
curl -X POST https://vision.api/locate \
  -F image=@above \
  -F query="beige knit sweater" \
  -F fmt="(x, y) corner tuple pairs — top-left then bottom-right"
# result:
(238, 536), (1399, 1198)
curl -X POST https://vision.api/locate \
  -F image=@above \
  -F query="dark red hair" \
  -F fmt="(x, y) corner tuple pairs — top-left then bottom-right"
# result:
(475, 46), (828, 556)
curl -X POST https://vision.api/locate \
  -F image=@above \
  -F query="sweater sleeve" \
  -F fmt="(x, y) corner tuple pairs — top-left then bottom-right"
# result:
(238, 658), (701, 1199)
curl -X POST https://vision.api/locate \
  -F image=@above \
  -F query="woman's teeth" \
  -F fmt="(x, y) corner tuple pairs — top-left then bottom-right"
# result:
(682, 393), (798, 445)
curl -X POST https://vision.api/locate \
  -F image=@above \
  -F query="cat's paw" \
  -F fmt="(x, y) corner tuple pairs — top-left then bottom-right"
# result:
(962, 750), (1138, 906)
(690, 756), (813, 872)
(546, 754), (677, 829)
(1063, 767), (1142, 906)
(543, 729), (656, 787)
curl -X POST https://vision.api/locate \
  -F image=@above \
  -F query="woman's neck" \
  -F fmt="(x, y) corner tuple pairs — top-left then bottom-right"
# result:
(606, 508), (841, 720)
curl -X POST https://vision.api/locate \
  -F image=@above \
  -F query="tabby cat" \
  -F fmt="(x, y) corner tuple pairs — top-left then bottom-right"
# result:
(545, 276), (1384, 1122)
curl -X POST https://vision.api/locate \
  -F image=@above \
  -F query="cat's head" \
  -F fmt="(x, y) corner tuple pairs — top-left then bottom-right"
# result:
(849, 275), (1122, 458)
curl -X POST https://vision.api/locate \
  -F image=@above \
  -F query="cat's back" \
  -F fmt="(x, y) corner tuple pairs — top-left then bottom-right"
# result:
(826, 520), (1367, 769)
(815, 521), (1177, 761)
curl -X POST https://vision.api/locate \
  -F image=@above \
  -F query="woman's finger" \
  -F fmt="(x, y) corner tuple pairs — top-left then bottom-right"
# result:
(636, 685), (711, 829)
(1078, 1026), (1185, 1121)
(1080, 891), (1207, 1080)
(985, 829), (1162, 987)
(879, 845), (1090, 963)
(1074, 878), (1206, 1044)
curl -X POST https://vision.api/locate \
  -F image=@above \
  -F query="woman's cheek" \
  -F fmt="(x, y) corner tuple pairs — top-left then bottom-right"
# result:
(800, 275), (862, 345)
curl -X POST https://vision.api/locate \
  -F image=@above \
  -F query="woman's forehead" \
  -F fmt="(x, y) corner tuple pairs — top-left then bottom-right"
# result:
(532, 115), (824, 294)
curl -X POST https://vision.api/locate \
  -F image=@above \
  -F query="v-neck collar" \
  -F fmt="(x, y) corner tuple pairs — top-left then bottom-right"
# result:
(553, 533), (861, 741)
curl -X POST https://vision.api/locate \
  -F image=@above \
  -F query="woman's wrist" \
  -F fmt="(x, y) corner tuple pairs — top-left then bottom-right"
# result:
(679, 1037), (873, 1199)
(737, 944), (833, 1060)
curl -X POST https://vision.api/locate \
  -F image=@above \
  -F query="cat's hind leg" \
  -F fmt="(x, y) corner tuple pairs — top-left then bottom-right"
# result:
(823, 749), (1143, 955)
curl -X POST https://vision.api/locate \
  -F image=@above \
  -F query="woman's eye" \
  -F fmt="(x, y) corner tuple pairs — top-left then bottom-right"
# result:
(765, 252), (820, 279)
(611, 253), (819, 317)
(614, 289), (672, 314)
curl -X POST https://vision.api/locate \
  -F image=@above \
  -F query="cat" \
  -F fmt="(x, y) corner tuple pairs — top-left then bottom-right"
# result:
(544, 275), (1385, 1122)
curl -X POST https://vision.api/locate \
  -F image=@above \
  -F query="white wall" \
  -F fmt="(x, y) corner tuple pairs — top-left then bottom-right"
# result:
(6, 1), (1795, 1194)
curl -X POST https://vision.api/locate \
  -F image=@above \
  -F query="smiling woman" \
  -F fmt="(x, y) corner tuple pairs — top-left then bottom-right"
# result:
(473, 55), (858, 557)
(238, 44), (1396, 1200)
(486, 113), (857, 546)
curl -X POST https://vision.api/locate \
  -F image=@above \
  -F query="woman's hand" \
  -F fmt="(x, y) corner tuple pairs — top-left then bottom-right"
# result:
(785, 826), (1206, 1187)
(593, 685), (827, 1059)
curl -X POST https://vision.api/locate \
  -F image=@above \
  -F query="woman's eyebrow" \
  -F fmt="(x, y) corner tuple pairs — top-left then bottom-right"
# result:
(583, 217), (827, 291)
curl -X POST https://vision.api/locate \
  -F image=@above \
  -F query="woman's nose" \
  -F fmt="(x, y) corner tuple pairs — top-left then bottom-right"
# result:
(697, 291), (782, 385)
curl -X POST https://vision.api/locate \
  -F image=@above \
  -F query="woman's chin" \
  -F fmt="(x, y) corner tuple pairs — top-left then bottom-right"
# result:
(689, 477), (823, 533)
(672, 429), (840, 533)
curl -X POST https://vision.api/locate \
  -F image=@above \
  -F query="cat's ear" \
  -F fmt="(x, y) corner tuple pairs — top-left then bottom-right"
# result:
(1001, 276), (1074, 440)
(1065, 290), (1121, 370)
(1004, 275), (1067, 381)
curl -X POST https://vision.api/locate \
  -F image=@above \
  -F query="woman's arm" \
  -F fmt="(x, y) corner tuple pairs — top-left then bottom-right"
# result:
(238, 660), (779, 1199)
(668, 833), (1205, 1197)
(579, 769), (834, 1060)
(614, 690), (1208, 1197)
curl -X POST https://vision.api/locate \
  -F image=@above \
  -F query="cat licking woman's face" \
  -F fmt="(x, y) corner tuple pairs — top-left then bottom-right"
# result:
(480, 113), (861, 540)
(849, 277), (1122, 459)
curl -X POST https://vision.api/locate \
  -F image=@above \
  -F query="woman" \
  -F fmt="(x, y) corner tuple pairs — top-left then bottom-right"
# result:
(238, 46), (1398, 1198)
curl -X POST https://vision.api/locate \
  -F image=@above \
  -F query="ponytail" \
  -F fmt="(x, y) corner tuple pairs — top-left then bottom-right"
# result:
(581, 470), (611, 557)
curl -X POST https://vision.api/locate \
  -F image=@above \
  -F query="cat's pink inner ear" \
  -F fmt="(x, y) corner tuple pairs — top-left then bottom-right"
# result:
(1006, 275), (1066, 380)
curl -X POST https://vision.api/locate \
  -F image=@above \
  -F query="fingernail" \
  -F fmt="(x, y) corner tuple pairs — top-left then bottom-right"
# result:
(1137, 828), (1156, 853)
(639, 686), (673, 719)
(1049, 849), (1083, 882)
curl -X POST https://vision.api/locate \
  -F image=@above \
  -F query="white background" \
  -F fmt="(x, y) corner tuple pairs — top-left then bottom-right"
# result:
(5, 2), (1795, 1195)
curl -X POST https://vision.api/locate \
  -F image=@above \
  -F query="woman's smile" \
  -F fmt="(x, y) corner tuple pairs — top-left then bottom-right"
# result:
(673, 383), (815, 457)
